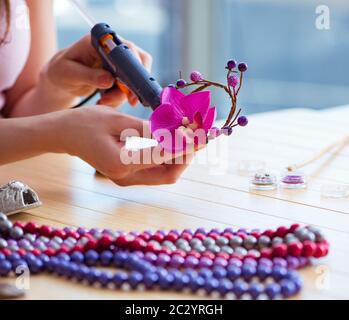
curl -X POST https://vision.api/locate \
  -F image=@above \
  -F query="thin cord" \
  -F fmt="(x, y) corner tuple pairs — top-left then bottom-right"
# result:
(71, 90), (99, 109)
(287, 135), (349, 171)
(69, 0), (96, 28)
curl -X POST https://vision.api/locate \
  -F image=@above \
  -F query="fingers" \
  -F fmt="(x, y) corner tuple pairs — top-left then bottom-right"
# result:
(122, 39), (153, 72)
(119, 141), (198, 176)
(116, 158), (193, 186)
(127, 94), (139, 107)
(98, 89), (127, 107)
(60, 35), (151, 108)
(138, 48), (153, 72)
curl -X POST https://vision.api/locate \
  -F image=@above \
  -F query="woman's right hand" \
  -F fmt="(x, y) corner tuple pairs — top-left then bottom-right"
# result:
(57, 106), (193, 186)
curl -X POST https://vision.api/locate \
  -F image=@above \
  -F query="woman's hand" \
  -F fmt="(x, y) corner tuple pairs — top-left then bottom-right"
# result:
(58, 106), (192, 186)
(41, 35), (153, 109)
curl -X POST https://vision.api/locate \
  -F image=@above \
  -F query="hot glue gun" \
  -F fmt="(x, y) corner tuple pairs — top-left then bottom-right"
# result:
(70, 0), (163, 110)
(91, 23), (163, 110)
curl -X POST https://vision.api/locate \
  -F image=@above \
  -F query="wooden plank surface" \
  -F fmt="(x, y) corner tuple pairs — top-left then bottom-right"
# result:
(1, 106), (349, 300)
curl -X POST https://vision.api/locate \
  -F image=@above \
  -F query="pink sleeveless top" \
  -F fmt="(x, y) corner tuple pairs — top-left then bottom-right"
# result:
(0, 0), (31, 110)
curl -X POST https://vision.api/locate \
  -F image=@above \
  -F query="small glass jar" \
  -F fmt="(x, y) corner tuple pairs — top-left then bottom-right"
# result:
(250, 171), (277, 191)
(280, 171), (307, 189)
(321, 184), (349, 199)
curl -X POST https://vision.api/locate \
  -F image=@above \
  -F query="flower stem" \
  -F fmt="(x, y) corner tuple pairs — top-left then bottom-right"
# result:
(229, 108), (242, 127)
(176, 72), (245, 130)
(236, 72), (244, 95)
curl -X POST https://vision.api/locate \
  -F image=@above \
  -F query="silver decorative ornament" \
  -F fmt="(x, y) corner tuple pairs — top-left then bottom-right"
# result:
(0, 181), (42, 215)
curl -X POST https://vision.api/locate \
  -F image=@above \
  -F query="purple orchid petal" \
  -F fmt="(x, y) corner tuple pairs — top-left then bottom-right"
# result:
(179, 91), (211, 122)
(150, 88), (217, 153)
(161, 87), (185, 107)
(153, 128), (187, 154)
(150, 103), (183, 133)
(193, 112), (204, 128)
(203, 107), (217, 132)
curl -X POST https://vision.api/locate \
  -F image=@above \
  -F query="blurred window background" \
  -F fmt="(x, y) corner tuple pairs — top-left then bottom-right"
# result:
(55, 0), (349, 118)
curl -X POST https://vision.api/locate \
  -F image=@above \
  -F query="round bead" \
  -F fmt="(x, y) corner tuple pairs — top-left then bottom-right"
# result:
(302, 241), (316, 257)
(280, 279), (297, 298)
(129, 238), (146, 251)
(249, 283), (264, 299)
(233, 280), (248, 298)
(222, 127), (233, 136)
(70, 251), (84, 264)
(234, 247), (247, 256)
(27, 258), (43, 274)
(212, 266), (227, 279)
(0, 220), (13, 233)
(207, 244), (220, 254)
(39, 225), (53, 237)
(9, 226), (24, 239)
(184, 256), (199, 268)
(0, 213), (8, 222)
(97, 271), (113, 287)
(190, 71), (203, 82)
(237, 116), (248, 127)
(273, 244), (288, 258)
(242, 265), (256, 280)
(284, 234), (298, 245)
(217, 278), (233, 296)
(238, 62), (248, 72)
(113, 272), (128, 287)
(227, 59), (237, 69)
(129, 271), (143, 289)
(221, 246), (234, 255)
(260, 248), (273, 259)
(258, 235), (271, 248)
(0, 260), (12, 276)
(229, 236), (243, 248)
(216, 236), (229, 247)
(202, 237), (214, 247)
(0, 239), (8, 249)
(204, 278), (219, 293)
(243, 236), (257, 250)
(198, 257), (213, 268)
(156, 254), (171, 267)
(213, 257), (228, 268)
(276, 226), (289, 238)
(144, 272), (159, 289)
(273, 257), (287, 268)
(265, 283), (281, 299)
(272, 237), (284, 246)
(169, 255), (185, 268)
(314, 243), (328, 258)
(100, 251), (113, 266)
(288, 242), (303, 257)
(98, 235), (113, 249)
(176, 79), (187, 88)
(286, 257), (300, 270)
(85, 250), (99, 266)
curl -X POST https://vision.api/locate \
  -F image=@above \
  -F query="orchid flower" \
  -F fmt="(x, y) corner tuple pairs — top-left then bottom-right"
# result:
(149, 61), (248, 153)
(150, 87), (216, 153)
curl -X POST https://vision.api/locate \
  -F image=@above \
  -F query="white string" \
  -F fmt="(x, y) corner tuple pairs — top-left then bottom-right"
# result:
(68, 0), (97, 28)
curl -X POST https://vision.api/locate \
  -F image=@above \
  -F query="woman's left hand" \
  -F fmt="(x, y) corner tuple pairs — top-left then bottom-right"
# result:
(43, 35), (153, 108)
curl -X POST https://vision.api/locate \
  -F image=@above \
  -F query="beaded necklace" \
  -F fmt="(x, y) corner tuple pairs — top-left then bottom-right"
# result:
(0, 213), (329, 300)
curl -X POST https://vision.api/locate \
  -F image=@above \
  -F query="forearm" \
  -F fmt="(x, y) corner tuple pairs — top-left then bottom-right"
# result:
(0, 112), (65, 165)
(7, 73), (79, 117)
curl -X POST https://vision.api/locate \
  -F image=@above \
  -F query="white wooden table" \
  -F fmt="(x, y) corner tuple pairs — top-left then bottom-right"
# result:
(1, 106), (349, 299)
